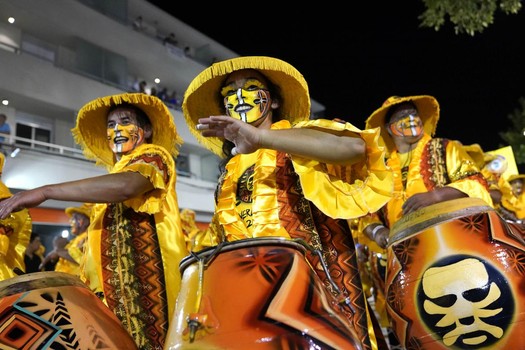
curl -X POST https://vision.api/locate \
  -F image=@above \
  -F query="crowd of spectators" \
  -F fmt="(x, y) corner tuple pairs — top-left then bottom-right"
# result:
(131, 79), (181, 110)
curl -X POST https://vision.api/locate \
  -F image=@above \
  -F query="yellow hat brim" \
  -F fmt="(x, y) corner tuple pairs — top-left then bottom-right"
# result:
(462, 143), (485, 169)
(65, 203), (94, 218)
(508, 174), (525, 183)
(182, 56), (311, 157)
(72, 93), (183, 168)
(365, 95), (440, 154)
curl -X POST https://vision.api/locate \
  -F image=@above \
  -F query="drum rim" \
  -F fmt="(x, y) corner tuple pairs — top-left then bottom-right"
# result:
(181, 237), (309, 271)
(389, 197), (493, 246)
(0, 271), (88, 297)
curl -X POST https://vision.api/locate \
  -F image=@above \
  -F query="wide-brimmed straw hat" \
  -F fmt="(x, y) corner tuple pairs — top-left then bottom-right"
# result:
(462, 143), (485, 169)
(72, 93), (183, 168)
(365, 95), (440, 153)
(182, 56), (311, 157)
(508, 174), (525, 183)
(65, 203), (94, 219)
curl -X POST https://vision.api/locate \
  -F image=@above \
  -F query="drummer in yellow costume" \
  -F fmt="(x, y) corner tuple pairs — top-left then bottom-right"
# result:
(182, 56), (393, 350)
(0, 152), (32, 280)
(463, 143), (509, 209)
(361, 95), (493, 248)
(358, 95), (494, 346)
(0, 93), (186, 349)
(50, 203), (92, 276)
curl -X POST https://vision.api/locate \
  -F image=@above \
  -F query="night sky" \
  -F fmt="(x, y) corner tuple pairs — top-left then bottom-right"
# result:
(148, 2), (525, 155)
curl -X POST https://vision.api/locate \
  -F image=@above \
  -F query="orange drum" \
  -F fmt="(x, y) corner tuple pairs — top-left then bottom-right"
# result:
(165, 238), (363, 349)
(386, 197), (525, 349)
(0, 271), (138, 350)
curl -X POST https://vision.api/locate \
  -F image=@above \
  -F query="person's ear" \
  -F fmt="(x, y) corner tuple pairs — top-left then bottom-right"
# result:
(144, 124), (153, 139)
(386, 123), (393, 135)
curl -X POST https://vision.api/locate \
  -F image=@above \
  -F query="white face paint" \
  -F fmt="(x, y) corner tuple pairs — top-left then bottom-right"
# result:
(222, 79), (271, 124)
(106, 108), (146, 158)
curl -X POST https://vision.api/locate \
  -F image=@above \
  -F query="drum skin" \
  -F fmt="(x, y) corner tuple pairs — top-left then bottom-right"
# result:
(0, 271), (138, 350)
(386, 197), (525, 349)
(165, 238), (363, 350)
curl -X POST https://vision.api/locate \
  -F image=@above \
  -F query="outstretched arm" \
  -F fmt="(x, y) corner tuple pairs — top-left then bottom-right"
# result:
(0, 172), (153, 219)
(197, 115), (366, 165)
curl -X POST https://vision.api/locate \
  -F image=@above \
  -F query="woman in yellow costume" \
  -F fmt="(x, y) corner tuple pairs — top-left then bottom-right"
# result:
(0, 152), (32, 279)
(0, 93), (186, 349)
(180, 56), (393, 350)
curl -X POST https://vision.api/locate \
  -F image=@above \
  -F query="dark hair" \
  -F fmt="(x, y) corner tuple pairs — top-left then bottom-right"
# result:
(385, 101), (417, 124)
(29, 232), (40, 243)
(108, 102), (152, 142)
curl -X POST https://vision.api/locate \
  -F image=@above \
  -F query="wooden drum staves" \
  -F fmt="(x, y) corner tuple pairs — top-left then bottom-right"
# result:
(165, 237), (364, 350)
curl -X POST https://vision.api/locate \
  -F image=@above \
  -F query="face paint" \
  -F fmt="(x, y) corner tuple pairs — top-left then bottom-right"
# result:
(388, 114), (423, 137)
(107, 111), (146, 156)
(221, 79), (271, 124)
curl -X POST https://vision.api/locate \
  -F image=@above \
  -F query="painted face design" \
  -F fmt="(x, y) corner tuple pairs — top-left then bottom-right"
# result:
(107, 110), (146, 155)
(221, 79), (271, 124)
(388, 114), (423, 137)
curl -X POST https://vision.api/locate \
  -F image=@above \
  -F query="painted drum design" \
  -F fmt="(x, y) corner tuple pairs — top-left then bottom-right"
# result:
(166, 238), (363, 350)
(0, 271), (138, 350)
(386, 197), (525, 349)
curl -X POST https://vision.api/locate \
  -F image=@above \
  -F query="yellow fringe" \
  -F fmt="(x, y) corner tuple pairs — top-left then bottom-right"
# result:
(72, 93), (183, 169)
(183, 56), (311, 157)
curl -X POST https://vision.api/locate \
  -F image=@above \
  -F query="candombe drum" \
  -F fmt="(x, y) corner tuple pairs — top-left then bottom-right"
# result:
(165, 237), (363, 349)
(0, 271), (138, 349)
(385, 197), (525, 349)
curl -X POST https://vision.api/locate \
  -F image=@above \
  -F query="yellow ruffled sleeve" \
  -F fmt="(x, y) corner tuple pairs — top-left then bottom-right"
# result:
(112, 144), (174, 214)
(445, 140), (494, 207)
(190, 211), (222, 251)
(291, 119), (393, 219)
(0, 208), (31, 280)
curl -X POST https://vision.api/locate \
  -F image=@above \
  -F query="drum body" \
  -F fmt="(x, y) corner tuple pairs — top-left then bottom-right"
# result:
(0, 271), (138, 349)
(165, 238), (363, 350)
(386, 197), (525, 349)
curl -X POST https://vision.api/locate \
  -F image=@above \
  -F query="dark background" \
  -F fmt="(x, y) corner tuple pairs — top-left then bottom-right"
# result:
(147, 2), (525, 155)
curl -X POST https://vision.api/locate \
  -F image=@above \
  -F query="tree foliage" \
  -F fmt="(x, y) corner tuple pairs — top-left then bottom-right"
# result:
(419, 0), (522, 35)
(499, 97), (525, 166)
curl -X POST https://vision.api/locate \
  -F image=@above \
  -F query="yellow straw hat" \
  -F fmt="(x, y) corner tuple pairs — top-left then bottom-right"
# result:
(183, 56), (311, 157)
(65, 203), (94, 218)
(508, 174), (525, 183)
(72, 93), (183, 168)
(365, 95), (440, 154)
(462, 143), (485, 170)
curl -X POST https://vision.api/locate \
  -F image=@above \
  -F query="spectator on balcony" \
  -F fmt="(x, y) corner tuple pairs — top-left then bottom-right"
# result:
(0, 114), (11, 145)
(163, 32), (178, 46)
(132, 15), (143, 31)
(0, 93), (188, 349)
